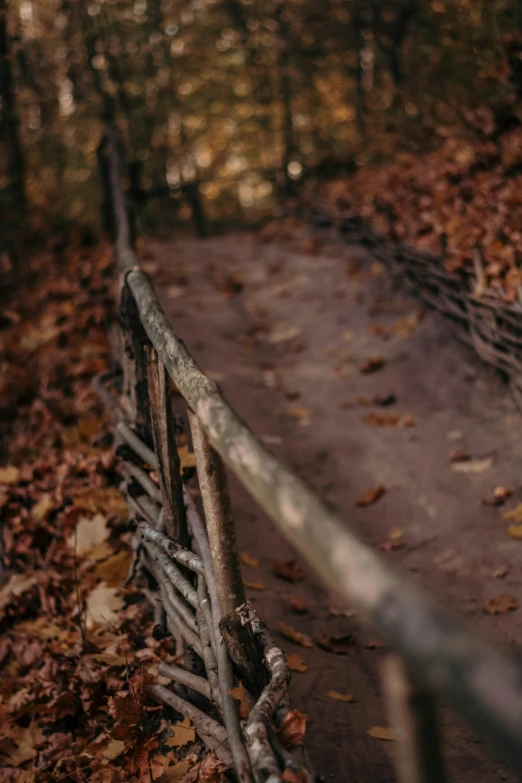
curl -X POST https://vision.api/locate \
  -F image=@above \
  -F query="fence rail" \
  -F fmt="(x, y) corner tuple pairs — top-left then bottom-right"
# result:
(100, 126), (522, 782)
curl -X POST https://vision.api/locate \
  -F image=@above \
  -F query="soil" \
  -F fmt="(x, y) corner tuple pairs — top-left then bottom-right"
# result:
(142, 230), (522, 783)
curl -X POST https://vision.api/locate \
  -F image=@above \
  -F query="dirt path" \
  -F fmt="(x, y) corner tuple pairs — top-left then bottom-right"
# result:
(143, 231), (522, 783)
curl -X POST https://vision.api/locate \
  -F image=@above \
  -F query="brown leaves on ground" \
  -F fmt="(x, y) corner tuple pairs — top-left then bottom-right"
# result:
(316, 633), (356, 654)
(274, 558), (305, 583)
(327, 690), (354, 702)
(363, 412), (415, 427)
(481, 486), (513, 507)
(355, 485), (385, 507)
(358, 356), (385, 374)
(484, 594), (518, 615)
(229, 682), (251, 719)
(286, 653), (308, 673)
(278, 709), (309, 748)
(367, 726), (396, 741)
(289, 596), (308, 614)
(277, 622), (313, 648)
(240, 552), (259, 568)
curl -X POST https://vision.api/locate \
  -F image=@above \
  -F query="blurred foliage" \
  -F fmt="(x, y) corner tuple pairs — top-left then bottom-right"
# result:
(1, 0), (521, 235)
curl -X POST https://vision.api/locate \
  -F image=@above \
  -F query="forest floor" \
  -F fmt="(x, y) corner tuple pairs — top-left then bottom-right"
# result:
(143, 224), (522, 783)
(2, 223), (522, 782)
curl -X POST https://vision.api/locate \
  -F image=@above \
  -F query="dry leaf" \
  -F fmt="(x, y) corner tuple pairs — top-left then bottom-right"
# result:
(282, 770), (309, 783)
(0, 723), (46, 766)
(0, 573), (37, 613)
(484, 594), (518, 615)
(506, 524), (522, 539)
(163, 759), (192, 782)
(0, 465), (20, 484)
(286, 653), (308, 673)
(277, 622), (313, 648)
(178, 445), (197, 472)
(367, 726), (396, 741)
(481, 486), (513, 507)
(67, 513), (109, 556)
(493, 565), (509, 579)
(31, 494), (54, 523)
(285, 407), (312, 421)
(363, 412), (415, 427)
(356, 485), (385, 507)
(77, 416), (103, 440)
(240, 552), (259, 568)
(327, 690), (354, 702)
(290, 596), (308, 614)
(316, 633), (356, 654)
(503, 504), (522, 523)
(274, 558), (305, 583)
(357, 393), (397, 407)
(359, 356), (385, 374)
(268, 323), (302, 344)
(450, 449), (471, 462)
(278, 709), (309, 748)
(244, 580), (268, 591)
(86, 583), (124, 628)
(102, 739), (125, 760)
(166, 716), (196, 748)
(229, 682), (251, 719)
(95, 550), (132, 587)
(452, 457), (493, 474)
(388, 528), (403, 541)
(72, 487), (128, 519)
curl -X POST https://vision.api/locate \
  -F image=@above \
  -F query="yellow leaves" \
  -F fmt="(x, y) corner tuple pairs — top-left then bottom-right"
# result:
(356, 485), (385, 507)
(229, 682), (251, 719)
(240, 552), (259, 568)
(367, 726), (396, 741)
(178, 445), (197, 472)
(86, 583), (124, 628)
(165, 716), (196, 748)
(327, 690), (354, 702)
(277, 622), (313, 648)
(67, 513), (109, 557)
(95, 550), (132, 587)
(0, 465), (20, 484)
(484, 594), (518, 615)
(31, 494), (54, 523)
(286, 653), (308, 673)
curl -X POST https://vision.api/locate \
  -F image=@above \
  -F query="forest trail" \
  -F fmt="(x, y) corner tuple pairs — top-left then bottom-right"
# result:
(143, 230), (522, 783)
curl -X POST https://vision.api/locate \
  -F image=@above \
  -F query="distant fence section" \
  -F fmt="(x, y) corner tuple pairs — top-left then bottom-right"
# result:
(97, 125), (522, 783)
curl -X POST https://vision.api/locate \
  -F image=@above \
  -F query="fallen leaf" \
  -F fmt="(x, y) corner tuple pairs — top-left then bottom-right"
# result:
(86, 583), (124, 628)
(356, 485), (385, 507)
(278, 709), (309, 748)
(274, 558), (305, 583)
(102, 739), (125, 760)
(77, 416), (103, 441)
(327, 690), (354, 702)
(484, 594), (518, 615)
(290, 596), (308, 614)
(493, 565), (509, 579)
(282, 770), (309, 783)
(363, 412), (415, 427)
(377, 540), (403, 552)
(268, 323), (302, 344)
(178, 445), (197, 472)
(285, 407), (312, 421)
(240, 552), (259, 568)
(277, 622), (313, 648)
(506, 524), (522, 539)
(163, 759), (191, 782)
(0, 723), (46, 766)
(503, 504), (522, 523)
(95, 550), (132, 587)
(229, 682), (251, 719)
(359, 356), (385, 374)
(166, 716), (196, 748)
(244, 581), (268, 591)
(481, 487), (513, 507)
(316, 633), (356, 654)
(0, 465), (20, 484)
(389, 528), (404, 541)
(452, 457), (493, 474)
(31, 494), (54, 523)
(0, 573), (37, 613)
(67, 513), (109, 556)
(72, 487), (128, 519)
(450, 449), (471, 462)
(367, 726), (396, 741)
(286, 653), (308, 673)
(357, 393), (397, 407)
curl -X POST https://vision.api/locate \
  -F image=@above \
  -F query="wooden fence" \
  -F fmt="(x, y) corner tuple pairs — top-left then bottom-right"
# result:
(98, 127), (522, 783)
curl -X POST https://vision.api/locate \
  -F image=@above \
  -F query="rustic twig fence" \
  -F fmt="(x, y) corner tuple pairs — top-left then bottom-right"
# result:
(97, 127), (522, 783)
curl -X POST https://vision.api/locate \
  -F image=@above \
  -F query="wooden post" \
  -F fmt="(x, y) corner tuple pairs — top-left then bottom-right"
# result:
(119, 281), (153, 446)
(382, 655), (448, 783)
(146, 345), (187, 544)
(189, 410), (267, 698)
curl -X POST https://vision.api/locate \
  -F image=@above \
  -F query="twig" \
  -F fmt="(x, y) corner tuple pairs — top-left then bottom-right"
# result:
(160, 584), (203, 657)
(158, 661), (212, 700)
(143, 541), (198, 610)
(91, 371), (124, 423)
(117, 421), (158, 467)
(137, 518), (204, 575)
(152, 683), (227, 742)
(143, 551), (199, 633)
(122, 461), (162, 503)
(126, 491), (162, 528)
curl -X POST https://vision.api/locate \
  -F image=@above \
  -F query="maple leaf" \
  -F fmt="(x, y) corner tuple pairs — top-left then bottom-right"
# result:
(316, 633), (356, 654)
(95, 550), (132, 587)
(165, 716), (196, 748)
(86, 583), (124, 628)
(484, 594), (518, 615)
(277, 622), (313, 648)
(273, 558), (305, 583)
(67, 513), (109, 556)
(356, 485), (385, 507)
(278, 709), (309, 748)
(0, 722), (46, 766)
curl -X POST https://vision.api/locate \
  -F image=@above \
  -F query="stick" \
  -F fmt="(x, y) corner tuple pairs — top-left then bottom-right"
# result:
(117, 421), (157, 467)
(143, 542), (199, 611)
(382, 656), (448, 783)
(160, 585), (203, 656)
(152, 683), (227, 743)
(122, 461), (162, 503)
(146, 345), (187, 541)
(137, 518), (204, 575)
(158, 661), (212, 700)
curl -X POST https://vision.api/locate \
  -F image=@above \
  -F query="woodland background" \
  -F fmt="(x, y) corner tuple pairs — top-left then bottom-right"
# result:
(2, 0), (522, 239)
